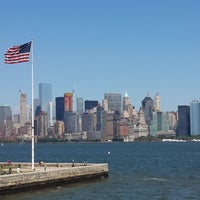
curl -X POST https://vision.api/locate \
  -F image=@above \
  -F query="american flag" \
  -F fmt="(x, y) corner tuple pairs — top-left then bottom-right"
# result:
(4, 42), (32, 64)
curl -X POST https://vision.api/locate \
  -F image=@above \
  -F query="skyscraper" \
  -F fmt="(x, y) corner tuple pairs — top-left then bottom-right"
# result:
(141, 94), (154, 126)
(190, 100), (200, 135)
(47, 101), (56, 127)
(39, 83), (52, 113)
(0, 105), (12, 136)
(64, 93), (73, 112)
(55, 97), (64, 121)
(154, 93), (160, 111)
(122, 91), (133, 118)
(104, 93), (122, 113)
(20, 92), (27, 126)
(150, 111), (170, 136)
(76, 97), (84, 114)
(176, 105), (190, 136)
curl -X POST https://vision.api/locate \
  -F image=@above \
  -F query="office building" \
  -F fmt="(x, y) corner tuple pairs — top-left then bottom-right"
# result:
(85, 100), (98, 112)
(64, 112), (78, 133)
(20, 92), (27, 126)
(55, 97), (64, 121)
(39, 83), (52, 113)
(36, 111), (48, 136)
(141, 94), (154, 126)
(176, 105), (190, 136)
(190, 100), (200, 135)
(0, 105), (12, 130)
(150, 111), (170, 136)
(154, 93), (160, 111)
(104, 93), (122, 113)
(76, 97), (84, 114)
(122, 91), (133, 118)
(47, 101), (56, 127)
(64, 93), (73, 112)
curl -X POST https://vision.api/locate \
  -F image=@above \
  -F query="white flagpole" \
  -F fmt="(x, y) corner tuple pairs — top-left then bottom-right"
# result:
(31, 39), (35, 170)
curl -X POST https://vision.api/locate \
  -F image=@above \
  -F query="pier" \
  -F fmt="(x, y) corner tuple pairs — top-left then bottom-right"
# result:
(0, 162), (109, 195)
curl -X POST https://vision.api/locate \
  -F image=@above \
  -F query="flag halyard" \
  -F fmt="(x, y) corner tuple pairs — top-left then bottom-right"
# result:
(4, 42), (32, 64)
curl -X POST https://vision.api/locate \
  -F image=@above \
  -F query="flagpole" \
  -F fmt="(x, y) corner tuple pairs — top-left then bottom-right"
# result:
(31, 39), (35, 170)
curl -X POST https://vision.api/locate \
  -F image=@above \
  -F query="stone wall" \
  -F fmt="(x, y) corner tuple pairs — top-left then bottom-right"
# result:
(0, 163), (108, 195)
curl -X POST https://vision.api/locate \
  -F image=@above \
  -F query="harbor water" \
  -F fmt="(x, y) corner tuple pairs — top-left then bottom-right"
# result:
(1, 142), (200, 200)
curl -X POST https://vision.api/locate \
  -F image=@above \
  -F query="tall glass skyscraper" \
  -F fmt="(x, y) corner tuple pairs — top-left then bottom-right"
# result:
(39, 83), (52, 113)
(176, 105), (190, 136)
(55, 97), (64, 121)
(190, 100), (200, 135)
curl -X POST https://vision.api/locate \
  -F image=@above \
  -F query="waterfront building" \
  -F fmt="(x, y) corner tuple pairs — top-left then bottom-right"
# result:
(54, 121), (65, 136)
(190, 100), (200, 135)
(176, 106), (190, 136)
(117, 118), (134, 142)
(104, 93), (122, 114)
(150, 111), (170, 136)
(39, 83), (52, 113)
(64, 93), (73, 112)
(55, 97), (64, 121)
(141, 94), (154, 126)
(104, 110), (120, 141)
(20, 92), (27, 126)
(77, 97), (84, 114)
(167, 111), (177, 131)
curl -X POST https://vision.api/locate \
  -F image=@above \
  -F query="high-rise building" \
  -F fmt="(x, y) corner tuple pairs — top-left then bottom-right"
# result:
(64, 93), (73, 112)
(154, 93), (160, 111)
(55, 97), (64, 121)
(122, 91), (133, 118)
(85, 100), (98, 112)
(190, 100), (200, 135)
(141, 94), (154, 126)
(0, 105), (13, 137)
(76, 97), (84, 114)
(96, 104), (104, 132)
(20, 92), (27, 126)
(47, 101), (56, 127)
(176, 105), (190, 136)
(64, 112), (78, 133)
(150, 111), (170, 136)
(0, 105), (12, 130)
(39, 83), (52, 113)
(34, 98), (40, 117)
(36, 111), (48, 136)
(104, 93), (122, 113)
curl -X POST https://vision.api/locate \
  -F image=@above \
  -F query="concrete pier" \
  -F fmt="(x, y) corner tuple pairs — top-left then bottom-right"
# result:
(0, 162), (109, 195)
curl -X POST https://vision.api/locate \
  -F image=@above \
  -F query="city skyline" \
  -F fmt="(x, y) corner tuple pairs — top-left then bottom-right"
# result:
(0, 1), (199, 113)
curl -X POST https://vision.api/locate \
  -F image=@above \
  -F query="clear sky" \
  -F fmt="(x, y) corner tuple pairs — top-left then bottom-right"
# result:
(0, 0), (199, 114)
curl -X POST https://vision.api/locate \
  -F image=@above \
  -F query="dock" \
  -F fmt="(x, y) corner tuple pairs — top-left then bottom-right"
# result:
(0, 162), (109, 195)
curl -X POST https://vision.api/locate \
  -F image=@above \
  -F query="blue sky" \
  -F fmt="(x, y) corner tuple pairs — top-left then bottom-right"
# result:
(0, 0), (200, 114)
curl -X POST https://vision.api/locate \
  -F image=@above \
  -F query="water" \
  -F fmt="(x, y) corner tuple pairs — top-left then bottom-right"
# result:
(1, 142), (200, 200)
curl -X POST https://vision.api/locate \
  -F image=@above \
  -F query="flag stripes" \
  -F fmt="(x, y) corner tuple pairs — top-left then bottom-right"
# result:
(4, 42), (32, 64)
